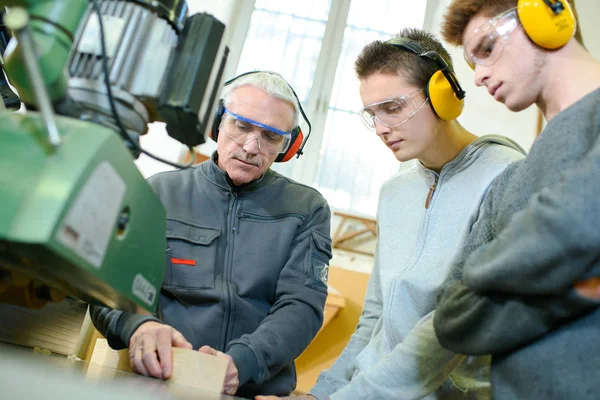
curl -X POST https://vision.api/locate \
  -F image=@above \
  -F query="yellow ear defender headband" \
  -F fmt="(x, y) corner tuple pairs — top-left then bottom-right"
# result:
(386, 38), (465, 121)
(517, 0), (576, 49)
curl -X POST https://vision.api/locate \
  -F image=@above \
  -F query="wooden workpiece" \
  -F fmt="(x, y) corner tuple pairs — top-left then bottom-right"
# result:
(91, 338), (228, 394)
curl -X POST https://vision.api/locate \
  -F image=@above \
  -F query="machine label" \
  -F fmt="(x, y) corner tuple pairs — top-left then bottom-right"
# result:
(132, 274), (157, 306)
(57, 162), (126, 268)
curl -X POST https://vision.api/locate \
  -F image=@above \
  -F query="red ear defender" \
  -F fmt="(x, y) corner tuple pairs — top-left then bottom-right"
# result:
(276, 127), (304, 162)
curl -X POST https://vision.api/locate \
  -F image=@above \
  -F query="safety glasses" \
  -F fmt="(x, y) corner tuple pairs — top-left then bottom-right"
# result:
(359, 89), (428, 130)
(221, 107), (292, 154)
(463, 8), (519, 70)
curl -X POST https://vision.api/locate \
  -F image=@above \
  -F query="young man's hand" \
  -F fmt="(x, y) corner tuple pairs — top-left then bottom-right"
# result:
(198, 345), (239, 395)
(575, 277), (600, 300)
(128, 321), (192, 379)
(255, 395), (318, 400)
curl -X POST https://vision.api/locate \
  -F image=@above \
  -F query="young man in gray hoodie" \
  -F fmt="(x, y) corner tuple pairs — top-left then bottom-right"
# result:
(434, 1), (600, 398)
(258, 28), (525, 400)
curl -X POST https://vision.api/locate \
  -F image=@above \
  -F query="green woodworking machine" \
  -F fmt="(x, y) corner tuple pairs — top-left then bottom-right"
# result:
(0, 0), (228, 313)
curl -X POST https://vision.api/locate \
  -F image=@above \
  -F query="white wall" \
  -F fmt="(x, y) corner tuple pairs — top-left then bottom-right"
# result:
(575, 0), (600, 59)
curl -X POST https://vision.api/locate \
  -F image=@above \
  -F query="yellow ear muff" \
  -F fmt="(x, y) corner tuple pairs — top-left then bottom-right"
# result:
(386, 38), (466, 120)
(426, 70), (464, 121)
(517, 0), (576, 49)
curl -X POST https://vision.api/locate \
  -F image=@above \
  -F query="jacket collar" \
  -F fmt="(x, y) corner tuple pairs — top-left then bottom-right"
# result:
(417, 134), (525, 177)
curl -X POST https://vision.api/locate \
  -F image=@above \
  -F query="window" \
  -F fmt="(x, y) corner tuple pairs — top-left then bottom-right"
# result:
(233, 0), (332, 178)
(230, 0), (427, 216)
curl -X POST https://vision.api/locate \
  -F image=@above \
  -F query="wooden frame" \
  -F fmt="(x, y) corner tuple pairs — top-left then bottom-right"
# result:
(332, 210), (377, 256)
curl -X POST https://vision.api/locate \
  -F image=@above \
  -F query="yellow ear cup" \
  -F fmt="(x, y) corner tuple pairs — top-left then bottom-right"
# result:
(426, 70), (464, 121)
(517, 0), (576, 49)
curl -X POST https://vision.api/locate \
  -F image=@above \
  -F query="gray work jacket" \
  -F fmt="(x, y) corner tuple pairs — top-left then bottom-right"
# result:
(91, 153), (332, 398)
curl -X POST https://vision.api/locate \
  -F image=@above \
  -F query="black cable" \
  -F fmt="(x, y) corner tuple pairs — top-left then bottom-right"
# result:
(91, 0), (195, 169)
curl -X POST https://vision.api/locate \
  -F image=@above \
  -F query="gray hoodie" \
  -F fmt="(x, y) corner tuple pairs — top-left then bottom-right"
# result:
(310, 135), (526, 400)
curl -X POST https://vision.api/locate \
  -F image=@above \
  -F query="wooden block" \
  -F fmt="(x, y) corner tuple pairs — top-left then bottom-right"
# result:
(90, 338), (228, 393)
(90, 338), (131, 371)
(170, 347), (228, 393)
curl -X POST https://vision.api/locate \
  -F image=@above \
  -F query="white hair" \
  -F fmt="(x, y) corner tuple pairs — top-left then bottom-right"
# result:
(221, 71), (300, 128)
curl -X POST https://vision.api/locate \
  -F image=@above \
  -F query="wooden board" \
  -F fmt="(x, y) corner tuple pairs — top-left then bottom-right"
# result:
(0, 299), (87, 356)
(90, 338), (228, 394)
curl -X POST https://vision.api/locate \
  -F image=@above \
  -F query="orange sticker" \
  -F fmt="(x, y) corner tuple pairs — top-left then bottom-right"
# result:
(171, 258), (196, 266)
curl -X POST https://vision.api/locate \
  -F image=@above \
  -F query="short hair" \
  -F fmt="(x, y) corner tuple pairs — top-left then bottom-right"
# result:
(442, 0), (584, 47)
(221, 71), (299, 127)
(355, 28), (455, 91)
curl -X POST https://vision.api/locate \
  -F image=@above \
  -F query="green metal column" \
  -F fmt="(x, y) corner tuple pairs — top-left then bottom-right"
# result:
(1, 0), (88, 104)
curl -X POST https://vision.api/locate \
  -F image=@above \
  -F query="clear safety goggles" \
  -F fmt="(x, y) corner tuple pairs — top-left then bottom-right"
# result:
(463, 8), (519, 70)
(359, 89), (428, 130)
(221, 107), (292, 155)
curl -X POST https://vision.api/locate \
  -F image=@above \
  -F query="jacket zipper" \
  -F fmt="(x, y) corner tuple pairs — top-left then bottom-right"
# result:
(425, 174), (439, 209)
(387, 171), (440, 344)
(222, 191), (238, 350)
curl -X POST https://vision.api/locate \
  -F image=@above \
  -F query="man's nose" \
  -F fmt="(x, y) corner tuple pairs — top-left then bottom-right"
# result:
(242, 135), (260, 154)
(474, 64), (490, 87)
(374, 119), (392, 137)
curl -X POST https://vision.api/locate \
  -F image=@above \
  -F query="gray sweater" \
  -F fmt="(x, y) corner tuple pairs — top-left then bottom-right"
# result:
(310, 136), (525, 400)
(434, 88), (600, 399)
(91, 153), (332, 398)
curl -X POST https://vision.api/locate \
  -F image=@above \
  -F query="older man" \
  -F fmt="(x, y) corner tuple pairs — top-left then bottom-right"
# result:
(91, 71), (333, 398)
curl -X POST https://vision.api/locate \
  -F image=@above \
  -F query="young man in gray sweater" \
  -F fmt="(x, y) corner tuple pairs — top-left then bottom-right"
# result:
(435, 1), (600, 398)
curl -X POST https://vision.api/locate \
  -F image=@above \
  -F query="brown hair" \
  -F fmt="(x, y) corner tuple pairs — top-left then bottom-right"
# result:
(442, 0), (584, 46)
(355, 28), (454, 90)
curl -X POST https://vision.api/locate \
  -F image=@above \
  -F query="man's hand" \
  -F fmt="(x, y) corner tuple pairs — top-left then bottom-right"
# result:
(198, 345), (239, 395)
(128, 321), (192, 379)
(255, 395), (318, 400)
(575, 277), (600, 300)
